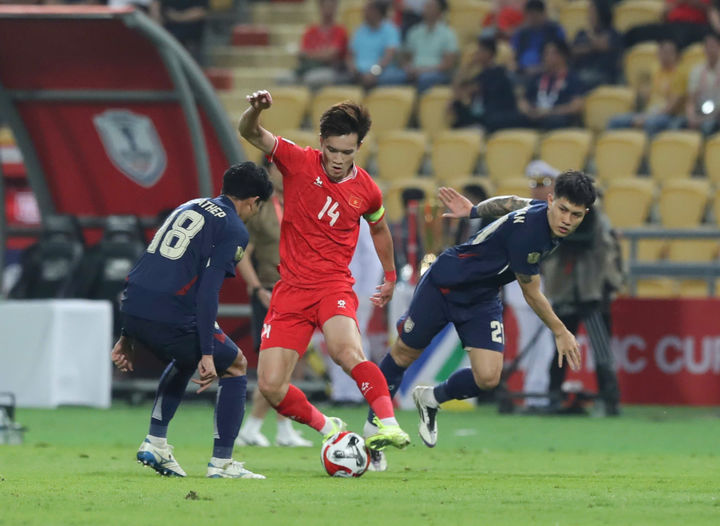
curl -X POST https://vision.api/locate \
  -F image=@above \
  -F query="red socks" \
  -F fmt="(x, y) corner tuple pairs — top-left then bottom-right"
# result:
(274, 384), (326, 432)
(350, 361), (394, 420)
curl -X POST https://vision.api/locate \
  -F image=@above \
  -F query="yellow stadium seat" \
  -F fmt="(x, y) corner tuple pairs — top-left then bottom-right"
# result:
(311, 85), (365, 129)
(603, 178), (655, 228)
(376, 130), (428, 181)
(447, 0), (493, 47)
(667, 240), (719, 262)
(339, 1), (365, 34)
(714, 188), (720, 227)
(0, 127), (15, 146)
(594, 130), (647, 182)
(678, 279), (714, 298)
(382, 178), (437, 223)
(355, 131), (375, 171)
(679, 42), (705, 78)
(538, 128), (593, 172)
(623, 42), (659, 90)
(364, 87), (417, 135)
(431, 130), (483, 184)
(649, 130), (702, 181)
(658, 179), (710, 227)
(634, 278), (678, 298)
(493, 177), (532, 198)
(702, 132), (720, 184)
(485, 129), (539, 182)
(258, 87), (311, 131)
(583, 85), (635, 133)
(613, 0), (664, 33)
(217, 92), (245, 115)
(418, 86), (454, 137)
(278, 128), (319, 149)
(447, 175), (494, 197)
(239, 136), (265, 165)
(558, 0), (590, 41)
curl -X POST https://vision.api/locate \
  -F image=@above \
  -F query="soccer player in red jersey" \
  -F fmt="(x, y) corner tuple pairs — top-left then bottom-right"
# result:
(238, 90), (410, 452)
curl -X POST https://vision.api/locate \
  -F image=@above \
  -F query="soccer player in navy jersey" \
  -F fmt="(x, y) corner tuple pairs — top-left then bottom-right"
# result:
(366, 170), (596, 470)
(110, 162), (273, 479)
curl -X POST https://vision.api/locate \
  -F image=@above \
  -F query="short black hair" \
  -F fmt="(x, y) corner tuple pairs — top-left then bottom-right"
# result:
(478, 35), (497, 56)
(543, 36), (571, 60)
(525, 0), (546, 13)
(221, 161), (273, 202)
(320, 101), (372, 144)
(401, 187), (426, 207)
(554, 170), (596, 208)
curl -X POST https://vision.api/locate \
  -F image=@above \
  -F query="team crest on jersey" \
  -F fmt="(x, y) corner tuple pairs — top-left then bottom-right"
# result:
(527, 252), (541, 264)
(93, 110), (167, 187)
(403, 317), (415, 333)
(234, 246), (245, 262)
(348, 195), (363, 209)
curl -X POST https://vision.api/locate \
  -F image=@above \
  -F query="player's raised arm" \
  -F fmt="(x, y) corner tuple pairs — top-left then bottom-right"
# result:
(438, 187), (532, 219)
(515, 272), (581, 371)
(238, 90), (277, 155)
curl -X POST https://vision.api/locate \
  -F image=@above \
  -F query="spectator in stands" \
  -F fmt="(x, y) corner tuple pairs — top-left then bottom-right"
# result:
(543, 189), (623, 417)
(571, 0), (622, 89)
(450, 35), (522, 131)
(161, 0), (209, 65)
(482, 0), (526, 40)
(396, 0), (429, 38)
(677, 30), (720, 135)
(511, 0), (566, 80)
(401, 0), (460, 93)
(295, 0), (349, 90)
(625, 0), (711, 50)
(347, 0), (406, 89)
(607, 39), (685, 136)
(517, 37), (585, 130)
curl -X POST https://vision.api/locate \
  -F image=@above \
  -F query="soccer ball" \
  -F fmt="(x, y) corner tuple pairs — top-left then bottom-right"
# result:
(321, 431), (370, 478)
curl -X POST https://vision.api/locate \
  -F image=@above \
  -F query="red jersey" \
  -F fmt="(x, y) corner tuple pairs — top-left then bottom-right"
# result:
(269, 137), (385, 289)
(300, 24), (348, 60)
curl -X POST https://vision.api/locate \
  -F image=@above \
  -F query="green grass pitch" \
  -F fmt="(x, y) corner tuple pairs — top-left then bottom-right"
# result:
(1, 403), (719, 525)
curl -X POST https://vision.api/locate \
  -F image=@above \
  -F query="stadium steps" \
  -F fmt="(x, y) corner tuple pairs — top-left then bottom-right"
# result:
(268, 23), (305, 47)
(231, 67), (291, 89)
(252, 0), (316, 24)
(210, 46), (298, 69)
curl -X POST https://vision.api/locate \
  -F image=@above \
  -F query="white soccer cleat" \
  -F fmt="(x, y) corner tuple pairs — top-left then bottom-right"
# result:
(235, 428), (271, 447)
(367, 449), (388, 472)
(207, 459), (266, 479)
(276, 428), (313, 447)
(413, 386), (439, 448)
(136, 438), (187, 477)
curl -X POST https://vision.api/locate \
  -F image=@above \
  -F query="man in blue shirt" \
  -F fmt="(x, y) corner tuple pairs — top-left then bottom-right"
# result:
(366, 170), (596, 470)
(111, 162), (273, 479)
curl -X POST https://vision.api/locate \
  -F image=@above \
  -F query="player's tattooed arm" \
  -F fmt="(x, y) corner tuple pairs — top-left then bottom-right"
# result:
(472, 196), (533, 219)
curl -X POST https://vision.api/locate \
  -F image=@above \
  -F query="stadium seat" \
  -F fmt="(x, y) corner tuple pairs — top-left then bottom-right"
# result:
(447, 0), (493, 47)
(355, 131), (375, 171)
(258, 86), (310, 131)
(431, 130), (483, 184)
(311, 85), (364, 129)
(679, 42), (705, 78)
(493, 177), (532, 198)
(558, 0), (590, 41)
(613, 0), (664, 33)
(667, 239), (719, 262)
(583, 85), (635, 133)
(376, 130), (428, 180)
(649, 130), (702, 181)
(239, 136), (266, 165)
(418, 86), (453, 137)
(702, 132), (720, 185)
(339, 1), (365, 35)
(623, 42), (659, 90)
(714, 187), (720, 226)
(484, 129), (539, 182)
(634, 278), (678, 298)
(658, 179), (710, 228)
(278, 128), (319, 149)
(364, 87), (417, 136)
(677, 279), (715, 298)
(538, 128), (593, 172)
(382, 178), (438, 223)
(602, 178), (659, 261)
(446, 174), (494, 197)
(594, 130), (647, 183)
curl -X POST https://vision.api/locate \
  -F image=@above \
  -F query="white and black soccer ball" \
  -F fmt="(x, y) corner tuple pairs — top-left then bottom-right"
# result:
(321, 431), (370, 478)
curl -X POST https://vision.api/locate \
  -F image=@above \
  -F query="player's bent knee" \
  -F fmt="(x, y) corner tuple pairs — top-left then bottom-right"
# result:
(330, 345), (365, 373)
(472, 369), (501, 390)
(223, 351), (248, 377)
(391, 340), (422, 368)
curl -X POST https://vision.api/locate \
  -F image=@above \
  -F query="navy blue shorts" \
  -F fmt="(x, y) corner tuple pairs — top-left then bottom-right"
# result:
(122, 313), (239, 374)
(397, 273), (505, 352)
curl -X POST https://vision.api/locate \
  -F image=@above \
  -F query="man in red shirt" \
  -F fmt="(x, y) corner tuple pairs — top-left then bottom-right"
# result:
(297, 0), (349, 88)
(238, 90), (410, 453)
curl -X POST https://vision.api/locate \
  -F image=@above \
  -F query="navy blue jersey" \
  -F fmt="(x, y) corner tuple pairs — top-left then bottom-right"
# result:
(428, 201), (559, 304)
(121, 195), (249, 324)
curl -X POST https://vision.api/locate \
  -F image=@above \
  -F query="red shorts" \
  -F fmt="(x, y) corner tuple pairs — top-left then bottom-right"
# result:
(259, 280), (359, 355)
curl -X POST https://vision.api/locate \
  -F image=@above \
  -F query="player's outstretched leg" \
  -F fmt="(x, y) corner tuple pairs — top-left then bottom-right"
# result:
(137, 362), (193, 477)
(273, 383), (348, 439)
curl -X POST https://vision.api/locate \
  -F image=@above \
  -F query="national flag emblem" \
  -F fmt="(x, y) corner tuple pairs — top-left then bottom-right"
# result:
(349, 196), (362, 208)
